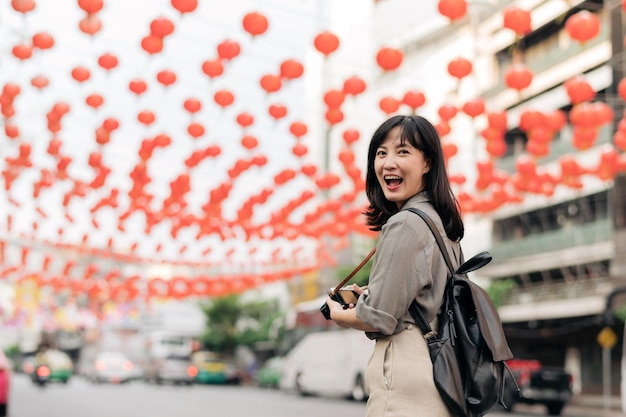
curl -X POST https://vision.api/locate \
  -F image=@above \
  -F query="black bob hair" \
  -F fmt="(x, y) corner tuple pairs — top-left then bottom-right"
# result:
(364, 114), (464, 242)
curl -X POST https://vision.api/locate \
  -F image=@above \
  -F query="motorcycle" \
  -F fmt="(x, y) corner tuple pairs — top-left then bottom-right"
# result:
(31, 364), (51, 387)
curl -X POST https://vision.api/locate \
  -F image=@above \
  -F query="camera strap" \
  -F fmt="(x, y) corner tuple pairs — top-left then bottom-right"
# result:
(329, 246), (376, 296)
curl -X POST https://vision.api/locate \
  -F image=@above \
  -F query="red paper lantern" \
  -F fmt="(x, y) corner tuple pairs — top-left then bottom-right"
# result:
(102, 117), (119, 131)
(85, 93), (104, 109)
(519, 109), (545, 132)
(462, 98), (485, 118)
(343, 76), (366, 96)
(565, 10), (600, 43)
(314, 31), (340, 56)
(183, 98), (202, 114)
(545, 110), (567, 133)
(614, 130), (626, 151)
(187, 122), (205, 138)
(150, 17), (175, 38)
(280, 59), (304, 80)
(572, 127), (597, 150)
(137, 110), (156, 126)
(12, 43), (32, 60)
(447, 57), (472, 80)
(260, 74), (282, 94)
(3, 83), (20, 98)
(486, 111), (508, 131)
(98, 53), (118, 71)
(323, 89), (345, 108)
(171, 0), (197, 14)
(32, 32), (54, 50)
(301, 164), (317, 177)
(242, 11), (269, 37)
(438, 0), (467, 21)
(438, 104), (458, 121)
(241, 135), (258, 150)
(503, 6), (532, 36)
(402, 90), (426, 110)
(292, 143), (307, 157)
(437, 121), (452, 137)
(5, 124), (19, 139)
(202, 59), (224, 79)
(379, 96), (400, 114)
(156, 69), (176, 86)
(71, 66), (90, 83)
(11, 0), (35, 13)
(504, 63), (533, 91)
(342, 129), (360, 145)
(325, 108), (344, 125)
(214, 90), (234, 108)
(141, 35), (164, 54)
(376, 47), (403, 71)
(486, 138), (507, 158)
(236, 112), (254, 128)
(268, 104), (287, 120)
(31, 75), (49, 90)
(129, 79), (147, 96)
(289, 121), (308, 138)
(78, 0), (103, 14)
(619, 77), (626, 101)
(217, 39), (241, 60)
(79, 15), (102, 36)
(564, 76), (595, 104)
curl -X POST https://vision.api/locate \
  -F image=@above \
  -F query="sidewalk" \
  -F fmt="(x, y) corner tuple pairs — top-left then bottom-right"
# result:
(565, 394), (624, 417)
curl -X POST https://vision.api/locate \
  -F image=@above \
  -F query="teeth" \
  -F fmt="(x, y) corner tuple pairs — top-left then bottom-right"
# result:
(384, 176), (401, 180)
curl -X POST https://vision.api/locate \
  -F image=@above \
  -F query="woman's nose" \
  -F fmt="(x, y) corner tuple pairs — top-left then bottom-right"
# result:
(382, 154), (397, 167)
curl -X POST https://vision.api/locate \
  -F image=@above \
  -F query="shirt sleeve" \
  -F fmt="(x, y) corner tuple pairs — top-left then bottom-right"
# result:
(355, 211), (436, 337)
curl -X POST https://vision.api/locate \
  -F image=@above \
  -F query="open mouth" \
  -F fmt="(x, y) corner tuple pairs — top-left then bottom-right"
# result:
(384, 175), (403, 187)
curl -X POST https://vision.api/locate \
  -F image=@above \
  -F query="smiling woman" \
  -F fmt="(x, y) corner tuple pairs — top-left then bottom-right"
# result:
(325, 114), (465, 417)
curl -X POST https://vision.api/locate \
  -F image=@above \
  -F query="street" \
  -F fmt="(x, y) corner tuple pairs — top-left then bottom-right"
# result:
(7, 373), (614, 417)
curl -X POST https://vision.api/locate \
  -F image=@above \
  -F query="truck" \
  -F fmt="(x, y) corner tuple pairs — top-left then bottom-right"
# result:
(503, 359), (573, 416)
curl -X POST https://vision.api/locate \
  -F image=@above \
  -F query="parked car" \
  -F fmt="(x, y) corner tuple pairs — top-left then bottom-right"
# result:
(0, 350), (11, 416)
(256, 356), (284, 388)
(85, 352), (135, 384)
(144, 353), (196, 385)
(280, 329), (373, 401)
(192, 351), (240, 385)
(503, 359), (573, 416)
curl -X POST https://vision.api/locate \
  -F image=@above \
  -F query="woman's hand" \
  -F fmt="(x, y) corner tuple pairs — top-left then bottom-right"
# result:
(345, 283), (367, 296)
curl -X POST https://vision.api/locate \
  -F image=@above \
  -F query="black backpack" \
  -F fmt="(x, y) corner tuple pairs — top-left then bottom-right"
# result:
(406, 208), (518, 417)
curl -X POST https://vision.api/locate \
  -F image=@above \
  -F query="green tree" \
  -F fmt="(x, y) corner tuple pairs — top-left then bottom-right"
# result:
(485, 279), (515, 308)
(199, 295), (285, 356)
(335, 258), (373, 288)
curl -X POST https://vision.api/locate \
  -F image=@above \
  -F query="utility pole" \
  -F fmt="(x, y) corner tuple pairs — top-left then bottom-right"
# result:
(601, 286), (626, 413)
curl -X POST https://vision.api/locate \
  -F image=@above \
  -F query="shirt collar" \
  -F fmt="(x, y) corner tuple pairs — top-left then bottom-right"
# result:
(399, 190), (430, 210)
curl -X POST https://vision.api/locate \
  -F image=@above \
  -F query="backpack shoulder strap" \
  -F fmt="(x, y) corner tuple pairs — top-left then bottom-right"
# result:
(405, 207), (455, 336)
(406, 207), (455, 274)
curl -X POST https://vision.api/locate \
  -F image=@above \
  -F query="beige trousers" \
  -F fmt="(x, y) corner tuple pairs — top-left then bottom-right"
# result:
(365, 325), (452, 417)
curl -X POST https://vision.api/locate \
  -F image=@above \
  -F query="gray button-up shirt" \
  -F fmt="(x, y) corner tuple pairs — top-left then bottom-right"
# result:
(355, 191), (461, 339)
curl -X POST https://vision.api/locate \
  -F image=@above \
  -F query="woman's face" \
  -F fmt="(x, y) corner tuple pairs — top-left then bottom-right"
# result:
(374, 126), (429, 209)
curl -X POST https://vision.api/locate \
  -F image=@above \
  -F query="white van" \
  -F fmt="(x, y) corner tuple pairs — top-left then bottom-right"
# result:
(279, 329), (374, 401)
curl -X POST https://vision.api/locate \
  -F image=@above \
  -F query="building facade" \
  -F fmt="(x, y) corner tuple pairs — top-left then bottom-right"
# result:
(339, 0), (626, 397)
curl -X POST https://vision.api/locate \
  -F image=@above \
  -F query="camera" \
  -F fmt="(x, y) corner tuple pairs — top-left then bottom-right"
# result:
(319, 288), (360, 320)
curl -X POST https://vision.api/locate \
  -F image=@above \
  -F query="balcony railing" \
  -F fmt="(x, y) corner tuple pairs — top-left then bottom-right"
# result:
(490, 217), (612, 260)
(501, 275), (612, 305)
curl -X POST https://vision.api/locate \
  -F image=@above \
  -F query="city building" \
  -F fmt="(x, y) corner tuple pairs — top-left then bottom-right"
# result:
(323, 0), (626, 397)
